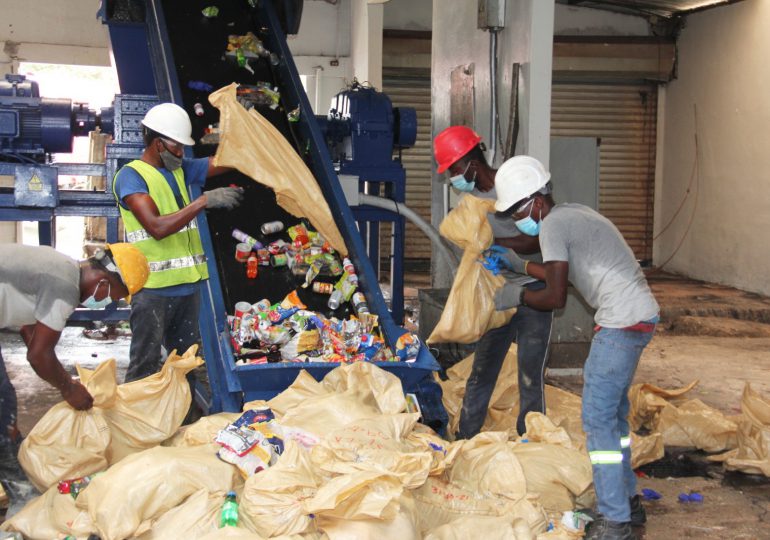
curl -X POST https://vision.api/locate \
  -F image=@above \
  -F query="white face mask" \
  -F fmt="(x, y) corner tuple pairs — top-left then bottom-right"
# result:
(81, 281), (112, 310)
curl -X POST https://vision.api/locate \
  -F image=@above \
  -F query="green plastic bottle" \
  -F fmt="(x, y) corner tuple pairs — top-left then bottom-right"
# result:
(220, 491), (239, 528)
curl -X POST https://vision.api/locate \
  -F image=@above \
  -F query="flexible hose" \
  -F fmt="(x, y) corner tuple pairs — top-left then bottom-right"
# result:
(358, 194), (460, 272)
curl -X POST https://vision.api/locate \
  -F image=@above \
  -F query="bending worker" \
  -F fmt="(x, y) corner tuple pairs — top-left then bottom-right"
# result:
(433, 126), (554, 438)
(491, 155), (659, 540)
(112, 102), (243, 383)
(0, 242), (148, 514)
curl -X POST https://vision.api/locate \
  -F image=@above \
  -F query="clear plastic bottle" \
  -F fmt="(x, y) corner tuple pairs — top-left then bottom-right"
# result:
(327, 289), (343, 310)
(220, 491), (239, 528)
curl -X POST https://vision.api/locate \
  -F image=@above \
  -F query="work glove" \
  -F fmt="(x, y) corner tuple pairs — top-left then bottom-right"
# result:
(483, 245), (527, 275)
(205, 187), (244, 210)
(60, 378), (94, 411)
(494, 282), (525, 311)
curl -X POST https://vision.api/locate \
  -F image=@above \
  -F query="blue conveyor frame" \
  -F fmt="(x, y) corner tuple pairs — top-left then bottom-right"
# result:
(122, 0), (440, 412)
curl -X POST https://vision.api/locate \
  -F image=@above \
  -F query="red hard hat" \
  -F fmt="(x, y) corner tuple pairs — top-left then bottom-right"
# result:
(433, 126), (483, 173)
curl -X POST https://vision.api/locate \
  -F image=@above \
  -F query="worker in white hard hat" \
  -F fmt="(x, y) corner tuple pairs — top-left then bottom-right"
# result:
(112, 102), (243, 386)
(0, 242), (149, 515)
(432, 127), (554, 439)
(491, 155), (660, 540)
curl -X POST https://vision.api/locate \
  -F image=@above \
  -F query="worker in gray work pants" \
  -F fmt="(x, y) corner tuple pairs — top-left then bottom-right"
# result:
(433, 126), (554, 438)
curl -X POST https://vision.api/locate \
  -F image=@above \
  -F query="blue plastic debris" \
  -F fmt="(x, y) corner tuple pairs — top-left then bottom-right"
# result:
(641, 488), (662, 501)
(188, 80), (214, 92)
(678, 492), (704, 503)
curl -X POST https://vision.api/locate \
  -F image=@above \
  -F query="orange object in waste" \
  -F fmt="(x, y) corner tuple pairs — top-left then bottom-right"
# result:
(246, 254), (258, 279)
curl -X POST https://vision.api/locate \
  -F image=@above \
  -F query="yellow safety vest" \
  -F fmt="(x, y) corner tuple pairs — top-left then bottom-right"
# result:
(113, 159), (208, 289)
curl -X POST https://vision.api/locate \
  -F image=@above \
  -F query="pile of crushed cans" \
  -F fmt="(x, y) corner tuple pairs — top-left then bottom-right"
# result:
(227, 222), (420, 366)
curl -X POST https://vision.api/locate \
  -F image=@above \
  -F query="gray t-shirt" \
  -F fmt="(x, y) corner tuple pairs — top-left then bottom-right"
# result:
(0, 244), (80, 331)
(539, 203), (659, 328)
(469, 187), (537, 286)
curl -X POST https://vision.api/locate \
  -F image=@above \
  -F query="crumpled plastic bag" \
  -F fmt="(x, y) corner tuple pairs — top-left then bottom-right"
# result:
(316, 492), (421, 540)
(0, 483), (95, 539)
(655, 399), (738, 453)
(242, 440), (323, 537)
(209, 83), (347, 254)
(412, 477), (547, 535)
(425, 515), (537, 540)
(444, 432), (528, 501)
(103, 345), (203, 462)
(76, 444), (240, 540)
(304, 471), (403, 522)
(18, 360), (117, 491)
(511, 442), (594, 512)
(311, 413), (432, 489)
(276, 363), (407, 436)
(428, 195), (516, 344)
(627, 380), (698, 432)
(18, 347), (203, 491)
(710, 384), (770, 476)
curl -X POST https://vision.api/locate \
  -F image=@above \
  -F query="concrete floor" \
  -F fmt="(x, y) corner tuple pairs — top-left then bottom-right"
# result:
(1, 273), (769, 537)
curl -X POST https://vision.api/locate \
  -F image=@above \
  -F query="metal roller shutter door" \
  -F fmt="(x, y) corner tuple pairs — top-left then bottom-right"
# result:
(382, 77), (433, 266)
(551, 83), (657, 263)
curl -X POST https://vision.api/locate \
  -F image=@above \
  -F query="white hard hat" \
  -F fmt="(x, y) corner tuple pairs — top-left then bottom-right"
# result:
(141, 103), (195, 146)
(494, 155), (551, 212)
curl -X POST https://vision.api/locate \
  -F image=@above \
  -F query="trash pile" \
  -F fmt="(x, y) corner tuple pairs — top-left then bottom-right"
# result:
(438, 346), (770, 478)
(4, 346), (770, 539)
(225, 222), (420, 366)
(2, 354), (593, 540)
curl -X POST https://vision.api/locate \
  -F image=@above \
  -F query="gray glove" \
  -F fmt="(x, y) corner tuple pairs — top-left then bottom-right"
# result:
(494, 282), (525, 311)
(205, 187), (244, 210)
(484, 245), (528, 275)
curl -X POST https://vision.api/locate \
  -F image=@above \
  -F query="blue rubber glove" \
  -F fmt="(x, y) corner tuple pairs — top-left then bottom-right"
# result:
(484, 245), (528, 275)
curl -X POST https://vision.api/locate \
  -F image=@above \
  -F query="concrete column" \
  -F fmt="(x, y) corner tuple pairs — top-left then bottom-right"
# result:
(351, 0), (384, 89)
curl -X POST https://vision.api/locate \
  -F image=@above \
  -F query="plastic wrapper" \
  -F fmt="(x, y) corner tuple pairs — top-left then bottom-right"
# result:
(427, 196), (516, 344)
(396, 333), (420, 362)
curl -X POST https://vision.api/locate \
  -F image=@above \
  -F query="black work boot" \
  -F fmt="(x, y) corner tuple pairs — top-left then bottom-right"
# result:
(584, 515), (635, 540)
(629, 494), (647, 526)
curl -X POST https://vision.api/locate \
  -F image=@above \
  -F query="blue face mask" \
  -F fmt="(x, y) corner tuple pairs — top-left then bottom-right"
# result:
(514, 199), (541, 236)
(449, 162), (476, 193)
(82, 281), (112, 310)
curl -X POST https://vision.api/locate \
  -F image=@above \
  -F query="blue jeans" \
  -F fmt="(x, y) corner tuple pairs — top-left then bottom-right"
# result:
(457, 282), (554, 439)
(583, 321), (656, 522)
(126, 288), (201, 382)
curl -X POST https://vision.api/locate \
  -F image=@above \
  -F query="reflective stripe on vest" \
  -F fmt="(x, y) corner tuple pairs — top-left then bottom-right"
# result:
(149, 254), (208, 273)
(125, 220), (199, 243)
(112, 159), (209, 289)
(589, 451), (624, 465)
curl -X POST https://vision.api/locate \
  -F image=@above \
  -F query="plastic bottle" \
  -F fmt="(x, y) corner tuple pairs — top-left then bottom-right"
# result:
(327, 289), (343, 310)
(220, 491), (239, 528)
(352, 292), (369, 315)
(246, 254), (258, 279)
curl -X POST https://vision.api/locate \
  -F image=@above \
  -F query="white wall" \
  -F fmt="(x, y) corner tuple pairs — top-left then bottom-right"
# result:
(383, 0), (432, 31)
(656, 0), (770, 295)
(0, 0), (110, 74)
(554, 4), (649, 36)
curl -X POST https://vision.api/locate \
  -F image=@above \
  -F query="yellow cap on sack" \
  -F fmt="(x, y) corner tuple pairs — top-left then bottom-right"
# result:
(105, 243), (149, 304)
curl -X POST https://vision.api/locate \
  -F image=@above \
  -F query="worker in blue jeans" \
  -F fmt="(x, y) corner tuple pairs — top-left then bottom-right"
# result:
(491, 155), (659, 540)
(433, 127), (554, 438)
